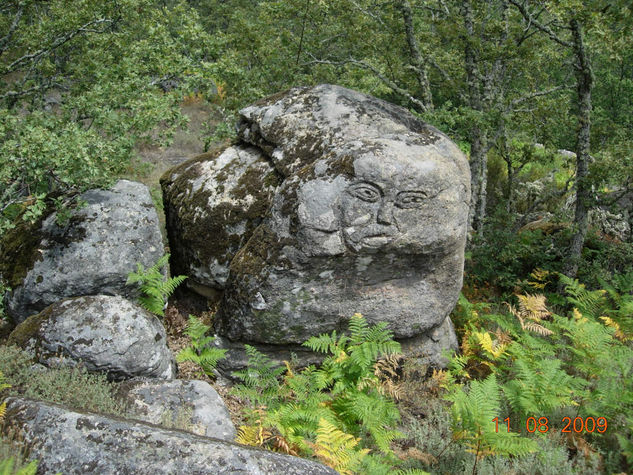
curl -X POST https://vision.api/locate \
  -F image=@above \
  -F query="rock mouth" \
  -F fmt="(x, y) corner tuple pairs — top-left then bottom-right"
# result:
(358, 235), (394, 248)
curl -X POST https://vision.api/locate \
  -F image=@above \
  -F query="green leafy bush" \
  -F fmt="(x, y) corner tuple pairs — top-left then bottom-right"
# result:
(126, 254), (187, 316)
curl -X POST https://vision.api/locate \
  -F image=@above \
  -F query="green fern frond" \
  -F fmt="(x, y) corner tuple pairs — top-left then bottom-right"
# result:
(348, 313), (370, 342)
(126, 253), (187, 317)
(559, 273), (606, 320)
(304, 333), (340, 354)
(176, 315), (226, 376)
(0, 458), (38, 475)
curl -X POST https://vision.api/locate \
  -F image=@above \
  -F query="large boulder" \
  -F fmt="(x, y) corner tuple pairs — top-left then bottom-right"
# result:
(118, 379), (236, 440)
(0, 180), (164, 323)
(4, 397), (337, 475)
(163, 84), (470, 365)
(7, 295), (176, 380)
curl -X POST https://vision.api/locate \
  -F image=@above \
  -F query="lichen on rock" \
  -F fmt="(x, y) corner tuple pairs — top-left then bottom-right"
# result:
(162, 84), (471, 368)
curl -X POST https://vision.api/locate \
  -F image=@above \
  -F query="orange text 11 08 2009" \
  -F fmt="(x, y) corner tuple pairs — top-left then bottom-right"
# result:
(492, 416), (607, 434)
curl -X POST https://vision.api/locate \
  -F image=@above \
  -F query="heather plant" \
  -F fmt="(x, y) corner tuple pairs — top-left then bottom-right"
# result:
(0, 345), (127, 416)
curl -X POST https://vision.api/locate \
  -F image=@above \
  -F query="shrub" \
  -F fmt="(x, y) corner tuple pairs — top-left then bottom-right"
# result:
(0, 345), (127, 416)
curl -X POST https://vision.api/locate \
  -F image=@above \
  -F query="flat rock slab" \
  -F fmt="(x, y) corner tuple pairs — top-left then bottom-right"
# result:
(118, 379), (236, 440)
(4, 397), (337, 475)
(8, 295), (175, 380)
(2, 180), (164, 323)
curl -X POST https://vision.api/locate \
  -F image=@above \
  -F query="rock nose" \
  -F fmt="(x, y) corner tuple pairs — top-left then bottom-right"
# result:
(376, 200), (395, 225)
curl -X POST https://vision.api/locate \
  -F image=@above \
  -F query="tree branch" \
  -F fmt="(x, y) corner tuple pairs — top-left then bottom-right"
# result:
(507, 84), (571, 112)
(507, 0), (573, 48)
(6, 18), (113, 73)
(304, 56), (429, 112)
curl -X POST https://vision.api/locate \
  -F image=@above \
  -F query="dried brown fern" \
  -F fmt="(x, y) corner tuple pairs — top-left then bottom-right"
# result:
(374, 353), (404, 400)
(507, 294), (554, 336)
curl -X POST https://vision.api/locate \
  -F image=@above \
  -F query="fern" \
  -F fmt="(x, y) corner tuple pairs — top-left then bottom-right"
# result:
(507, 294), (553, 336)
(126, 253), (187, 316)
(312, 418), (369, 475)
(231, 345), (285, 410)
(0, 459), (38, 475)
(176, 315), (226, 377)
(558, 273), (606, 320)
(232, 314), (412, 472)
(446, 374), (538, 458)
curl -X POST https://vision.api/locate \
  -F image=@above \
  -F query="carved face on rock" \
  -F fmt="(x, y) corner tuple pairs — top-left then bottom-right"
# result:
(295, 137), (469, 256)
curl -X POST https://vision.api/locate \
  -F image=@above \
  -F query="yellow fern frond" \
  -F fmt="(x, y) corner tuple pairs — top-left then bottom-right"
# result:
(473, 331), (508, 359)
(431, 369), (449, 387)
(313, 418), (369, 475)
(335, 350), (348, 363)
(573, 308), (587, 322)
(509, 294), (555, 336)
(0, 401), (6, 424)
(600, 316), (630, 341)
(236, 407), (272, 447)
(516, 294), (550, 320)
(283, 360), (294, 378)
(236, 425), (260, 446)
(528, 268), (550, 289)
(461, 329), (475, 356)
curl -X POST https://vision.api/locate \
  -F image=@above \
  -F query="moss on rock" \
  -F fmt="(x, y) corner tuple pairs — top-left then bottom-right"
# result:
(7, 304), (54, 349)
(0, 207), (51, 289)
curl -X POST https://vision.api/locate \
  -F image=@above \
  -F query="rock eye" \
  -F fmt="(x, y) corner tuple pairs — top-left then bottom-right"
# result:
(348, 184), (381, 203)
(396, 191), (427, 208)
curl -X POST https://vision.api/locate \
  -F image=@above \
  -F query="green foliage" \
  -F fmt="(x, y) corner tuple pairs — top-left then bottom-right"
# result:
(176, 315), (227, 377)
(465, 208), (569, 296)
(232, 314), (408, 473)
(446, 374), (538, 458)
(0, 458), (37, 475)
(0, 0), (220, 238)
(126, 253), (187, 316)
(0, 345), (127, 416)
(0, 281), (9, 322)
(448, 280), (633, 473)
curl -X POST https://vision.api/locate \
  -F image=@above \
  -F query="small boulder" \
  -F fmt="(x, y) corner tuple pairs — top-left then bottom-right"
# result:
(1, 180), (164, 323)
(8, 295), (176, 380)
(4, 397), (337, 475)
(161, 147), (280, 297)
(118, 379), (236, 440)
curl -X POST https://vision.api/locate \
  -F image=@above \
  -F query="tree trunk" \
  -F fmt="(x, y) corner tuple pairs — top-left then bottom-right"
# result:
(398, 0), (433, 110)
(462, 0), (488, 234)
(562, 18), (593, 279)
